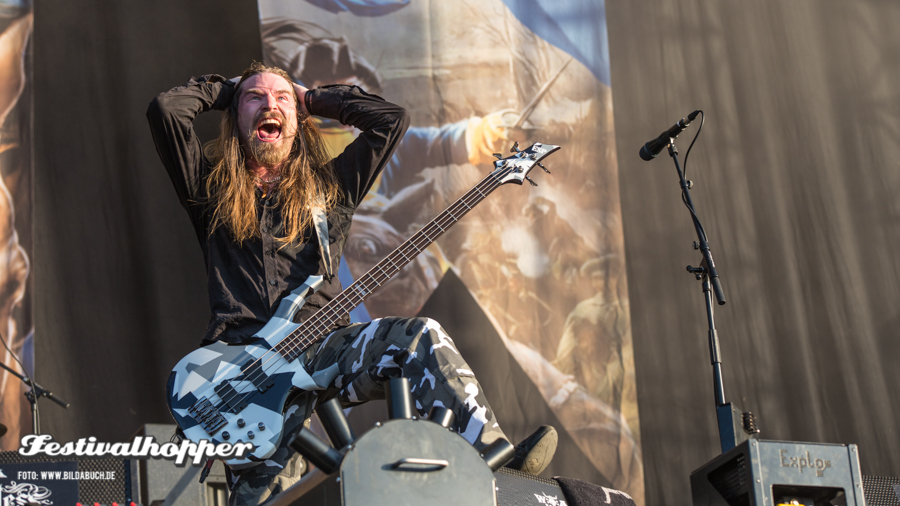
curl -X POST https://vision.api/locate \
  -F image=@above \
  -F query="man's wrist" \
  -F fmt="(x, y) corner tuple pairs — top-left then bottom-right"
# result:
(293, 82), (310, 116)
(208, 75), (237, 111)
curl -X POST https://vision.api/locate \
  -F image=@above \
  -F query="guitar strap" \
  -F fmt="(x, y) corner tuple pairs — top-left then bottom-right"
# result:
(310, 201), (334, 281)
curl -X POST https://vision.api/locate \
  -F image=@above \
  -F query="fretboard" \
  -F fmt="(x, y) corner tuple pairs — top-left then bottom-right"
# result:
(275, 165), (511, 361)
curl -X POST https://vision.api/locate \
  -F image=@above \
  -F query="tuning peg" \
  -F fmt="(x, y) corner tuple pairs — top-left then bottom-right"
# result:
(537, 162), (551, 174)
(492, 153), (503, 159)
(510, 141), (520, 153)
(525, 176), (538, 186)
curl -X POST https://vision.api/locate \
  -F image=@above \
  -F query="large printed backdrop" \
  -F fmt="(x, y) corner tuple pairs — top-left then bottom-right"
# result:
(19, 1), (900, 505)
(258, 0), (643, 500)
(0, 3), (32, 452)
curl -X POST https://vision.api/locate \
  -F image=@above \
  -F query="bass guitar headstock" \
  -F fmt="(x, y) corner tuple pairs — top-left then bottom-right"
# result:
(491, 141), (561, 186)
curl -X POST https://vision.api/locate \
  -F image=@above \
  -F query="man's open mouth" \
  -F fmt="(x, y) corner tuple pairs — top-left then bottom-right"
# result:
(257, 118), (283, 141)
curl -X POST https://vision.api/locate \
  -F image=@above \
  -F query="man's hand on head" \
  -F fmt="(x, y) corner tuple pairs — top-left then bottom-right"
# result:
(293, 82), (309, 116)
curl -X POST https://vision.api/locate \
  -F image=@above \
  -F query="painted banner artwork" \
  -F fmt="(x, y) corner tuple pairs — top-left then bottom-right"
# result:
(258, 0), (643, 500)
(0, 2), (33, 452)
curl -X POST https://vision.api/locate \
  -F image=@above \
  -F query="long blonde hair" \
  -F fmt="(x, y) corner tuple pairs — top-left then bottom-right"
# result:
(203, 62), (339, 246)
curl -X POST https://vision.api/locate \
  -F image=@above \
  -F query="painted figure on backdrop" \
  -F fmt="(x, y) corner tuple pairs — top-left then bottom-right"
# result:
(554, 255), (637, 428)
(257, 6), (643, 499)
(0, 4), (32, 450)
(148, 61), (558, 505)
(262, 18), (527, 318)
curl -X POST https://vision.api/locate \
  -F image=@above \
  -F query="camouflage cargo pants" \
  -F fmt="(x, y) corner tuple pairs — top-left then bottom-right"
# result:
(227, 316), (507, 506)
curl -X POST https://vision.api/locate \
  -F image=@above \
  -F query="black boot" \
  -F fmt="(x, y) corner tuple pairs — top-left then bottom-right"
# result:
(506, 425), (558, 475)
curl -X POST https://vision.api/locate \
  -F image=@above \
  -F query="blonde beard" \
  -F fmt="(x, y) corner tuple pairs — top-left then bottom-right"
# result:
(248, 136), (292, 167)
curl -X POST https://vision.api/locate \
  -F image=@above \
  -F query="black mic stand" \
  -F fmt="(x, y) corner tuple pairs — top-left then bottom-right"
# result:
(667, 138), (865, 506)
(666, 139), (757, 453)
(0, 359), (69, 435)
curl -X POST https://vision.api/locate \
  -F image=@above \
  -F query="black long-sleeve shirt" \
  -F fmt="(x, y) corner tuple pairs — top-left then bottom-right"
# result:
(147, 75), (409, 344)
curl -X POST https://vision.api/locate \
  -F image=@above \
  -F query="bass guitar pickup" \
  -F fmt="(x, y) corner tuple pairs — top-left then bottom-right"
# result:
(214, 381), (250, 413)
(242, 359), (275, 393)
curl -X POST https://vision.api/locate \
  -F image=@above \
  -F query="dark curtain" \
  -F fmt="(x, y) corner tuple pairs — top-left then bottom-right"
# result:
(31, 1), (900, 505)
(33, 0), (261, 442)
(609, 1), (900, 504)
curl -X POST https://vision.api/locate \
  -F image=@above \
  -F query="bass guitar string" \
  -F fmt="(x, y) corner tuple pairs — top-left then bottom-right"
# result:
(284, 165), (510, 352)
(216, 144), (553, 416)
(208, 163), (517, 417)
(213, 167), (506, 411)
(210, 169), (506, 416)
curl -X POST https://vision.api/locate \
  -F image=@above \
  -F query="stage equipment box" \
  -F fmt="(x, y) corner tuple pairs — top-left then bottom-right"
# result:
(691, 439), (865, 506)
(137, 423), (229, 506)
(339, 419), (495, 506)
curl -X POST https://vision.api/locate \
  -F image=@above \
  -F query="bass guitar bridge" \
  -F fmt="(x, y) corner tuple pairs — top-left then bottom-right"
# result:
(187, 397), (227, 435)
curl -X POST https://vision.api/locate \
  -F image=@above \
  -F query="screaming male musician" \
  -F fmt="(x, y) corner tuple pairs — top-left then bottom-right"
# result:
(147, 61), (558, 505)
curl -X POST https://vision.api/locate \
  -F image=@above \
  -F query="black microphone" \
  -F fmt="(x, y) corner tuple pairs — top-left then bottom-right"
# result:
(639, 110), (701, 161)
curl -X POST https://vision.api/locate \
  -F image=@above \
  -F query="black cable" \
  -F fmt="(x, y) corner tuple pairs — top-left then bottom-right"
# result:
(682, 110), (704, 180)
(0, 331), (31, 387)
(679, 110), (708, 243)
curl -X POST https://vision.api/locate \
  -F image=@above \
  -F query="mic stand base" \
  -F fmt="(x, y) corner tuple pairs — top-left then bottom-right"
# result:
(716, 403), (749, 453)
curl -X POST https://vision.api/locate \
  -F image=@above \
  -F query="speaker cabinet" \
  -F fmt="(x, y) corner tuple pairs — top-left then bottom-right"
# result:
(691, 439), (865, 506)
(0, 451), (138, 504)
(138, 423), (229, 506)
